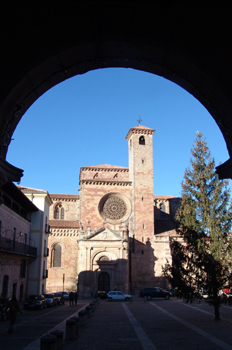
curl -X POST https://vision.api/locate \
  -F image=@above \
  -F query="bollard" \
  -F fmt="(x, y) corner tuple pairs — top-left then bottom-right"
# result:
(144, 296), (147, 303)
(70, 316), (79, 337)
(50, 330), (64, 350)
(65, 318), (76, 340)
(85, 305), (92, 318)
(40, 334), (56, 350)
(78, 309), (87, 326)
(90, 302), (95, 312)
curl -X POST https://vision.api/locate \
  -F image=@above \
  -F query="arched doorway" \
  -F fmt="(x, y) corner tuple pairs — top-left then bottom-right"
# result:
(98, 272), (110, 293)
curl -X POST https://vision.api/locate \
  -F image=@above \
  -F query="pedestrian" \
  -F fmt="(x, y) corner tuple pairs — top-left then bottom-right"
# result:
(69, 291), (74, 305)
(74, 291), (79, 305)
(7, 295), (22, 334)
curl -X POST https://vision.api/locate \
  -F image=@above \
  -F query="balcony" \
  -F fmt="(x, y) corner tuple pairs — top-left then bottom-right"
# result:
(0, 236), (37, 257)
(43, 269), (48, 279)
(44, 247), (49, 257)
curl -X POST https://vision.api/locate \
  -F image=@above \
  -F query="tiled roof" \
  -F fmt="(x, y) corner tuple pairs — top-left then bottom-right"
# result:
(17, 185), (48, 194)
(132, 125), (154, 130)
(153, 195), (179, 199)
(81, 164), (128, 169)
(50, 194), (79, 199)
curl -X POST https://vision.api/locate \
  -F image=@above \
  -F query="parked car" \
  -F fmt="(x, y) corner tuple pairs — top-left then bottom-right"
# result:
(0, 298), (11, 321)
(54, 292), (64, 305)
(24, 295), (46, 310)
(58, 292), (69, 300)
(44, 293), (57, 307)
(140, 288), (171, 300)
(107, 291), (132, 301)
(97, 291), (107, 299)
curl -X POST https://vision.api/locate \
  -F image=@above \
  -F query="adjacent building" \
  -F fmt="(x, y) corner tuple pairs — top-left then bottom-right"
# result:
(0, 182), (38, 302)
(18, 187), (52, 295)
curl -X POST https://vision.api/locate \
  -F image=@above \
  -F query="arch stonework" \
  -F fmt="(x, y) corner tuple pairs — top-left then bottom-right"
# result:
(0, 2), (232, 184)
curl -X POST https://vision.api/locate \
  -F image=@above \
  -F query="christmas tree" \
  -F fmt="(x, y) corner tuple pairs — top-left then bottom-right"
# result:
(163, 132), (232, 320)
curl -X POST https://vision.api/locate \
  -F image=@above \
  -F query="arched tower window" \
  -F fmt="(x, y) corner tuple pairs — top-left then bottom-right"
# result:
(51, 244), (62, 267)
(160, 203), (166, 219)
(54, 204), (65, 220)
(139, 136), (145, 145)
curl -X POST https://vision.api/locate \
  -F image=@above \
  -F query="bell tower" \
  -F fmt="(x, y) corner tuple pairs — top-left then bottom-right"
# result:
(126, 124), (155, 291)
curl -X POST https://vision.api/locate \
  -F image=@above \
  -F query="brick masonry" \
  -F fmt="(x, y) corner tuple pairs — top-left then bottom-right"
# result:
(47, 125), (181, 296)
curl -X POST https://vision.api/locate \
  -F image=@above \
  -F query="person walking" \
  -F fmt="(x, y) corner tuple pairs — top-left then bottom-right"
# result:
(74, 291), (79, 305)
(69, 292), (74, 306)
(7, 295), (22, 334)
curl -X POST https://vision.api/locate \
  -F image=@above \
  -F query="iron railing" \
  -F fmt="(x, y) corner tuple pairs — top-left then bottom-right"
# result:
(0, 236), (37, 257)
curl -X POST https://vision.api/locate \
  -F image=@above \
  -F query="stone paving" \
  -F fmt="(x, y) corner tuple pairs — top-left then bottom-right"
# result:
(65, 297), (232, 350)
(1, 297), (232, 350)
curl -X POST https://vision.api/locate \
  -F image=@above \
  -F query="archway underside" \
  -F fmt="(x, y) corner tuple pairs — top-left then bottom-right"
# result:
(1, 1), (232, 184)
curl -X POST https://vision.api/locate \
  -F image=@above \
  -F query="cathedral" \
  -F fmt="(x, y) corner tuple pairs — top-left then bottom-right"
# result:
(46, 125), (180, 296)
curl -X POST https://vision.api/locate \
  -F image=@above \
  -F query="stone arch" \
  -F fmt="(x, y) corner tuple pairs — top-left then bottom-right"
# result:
(50, 241), (64, 268)
(139, 135), (145, 145)
(92, 249), (118, 266)
(0, 2), (232, 183)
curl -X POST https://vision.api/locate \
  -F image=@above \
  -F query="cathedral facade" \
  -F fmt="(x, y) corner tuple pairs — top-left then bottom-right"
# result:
(46, 125), (180, 296)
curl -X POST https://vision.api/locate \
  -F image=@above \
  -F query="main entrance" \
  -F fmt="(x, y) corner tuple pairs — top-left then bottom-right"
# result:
(98, 272), (110, 293)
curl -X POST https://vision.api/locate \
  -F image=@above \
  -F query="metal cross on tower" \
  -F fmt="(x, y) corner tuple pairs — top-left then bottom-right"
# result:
(137, 115), (142, 124)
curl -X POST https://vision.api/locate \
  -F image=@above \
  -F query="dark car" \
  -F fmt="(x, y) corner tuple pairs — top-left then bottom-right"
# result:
(97, 291), (107, 299)
(24, 294), (46, 310)
(54, 292), (64, 305)
(44, 293), (57, 307)
(58, 292), (69, 300)
(0, 298), (11, 321)
(140, 288), (171, 300)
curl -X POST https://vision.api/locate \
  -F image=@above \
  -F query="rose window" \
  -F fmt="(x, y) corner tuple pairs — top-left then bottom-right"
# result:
(102, 197), (127, 220)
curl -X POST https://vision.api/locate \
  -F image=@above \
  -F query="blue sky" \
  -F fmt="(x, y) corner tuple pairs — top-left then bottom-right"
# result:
(6, 68), (231, 197)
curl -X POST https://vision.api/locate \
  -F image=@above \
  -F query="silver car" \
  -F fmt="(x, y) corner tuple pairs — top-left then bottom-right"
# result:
(107, 291), (132, 301)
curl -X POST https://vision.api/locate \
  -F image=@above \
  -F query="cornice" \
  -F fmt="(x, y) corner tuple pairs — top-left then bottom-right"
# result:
(126, 127), (155, 140)
(79, 180), (132, 186)
(154, 198), (168, 204)
(52, 197), (79, 203)
(81, 167), (129, 172)
(50, 228), (79, 236)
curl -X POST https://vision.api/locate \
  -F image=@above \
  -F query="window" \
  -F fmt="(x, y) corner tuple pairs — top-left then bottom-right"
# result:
(160, 203), (166, 219)
(55, 204), (65, 220)
(20, 260), (27, 278)
(19, 284), (24, 303)
(12, 283), (17, 297)
(2, 275), (9, 298)
(139, 136), (145, 145)
(51, 244), (62, 267)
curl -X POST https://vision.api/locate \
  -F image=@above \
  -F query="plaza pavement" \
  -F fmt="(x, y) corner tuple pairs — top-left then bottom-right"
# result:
(14, 296), (232, 350)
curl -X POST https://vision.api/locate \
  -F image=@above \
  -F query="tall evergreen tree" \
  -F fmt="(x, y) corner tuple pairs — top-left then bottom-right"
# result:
(163, 132), (232, 320)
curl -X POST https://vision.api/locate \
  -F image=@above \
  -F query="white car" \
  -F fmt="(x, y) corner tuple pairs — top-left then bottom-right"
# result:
(107, 291), (132, 301)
